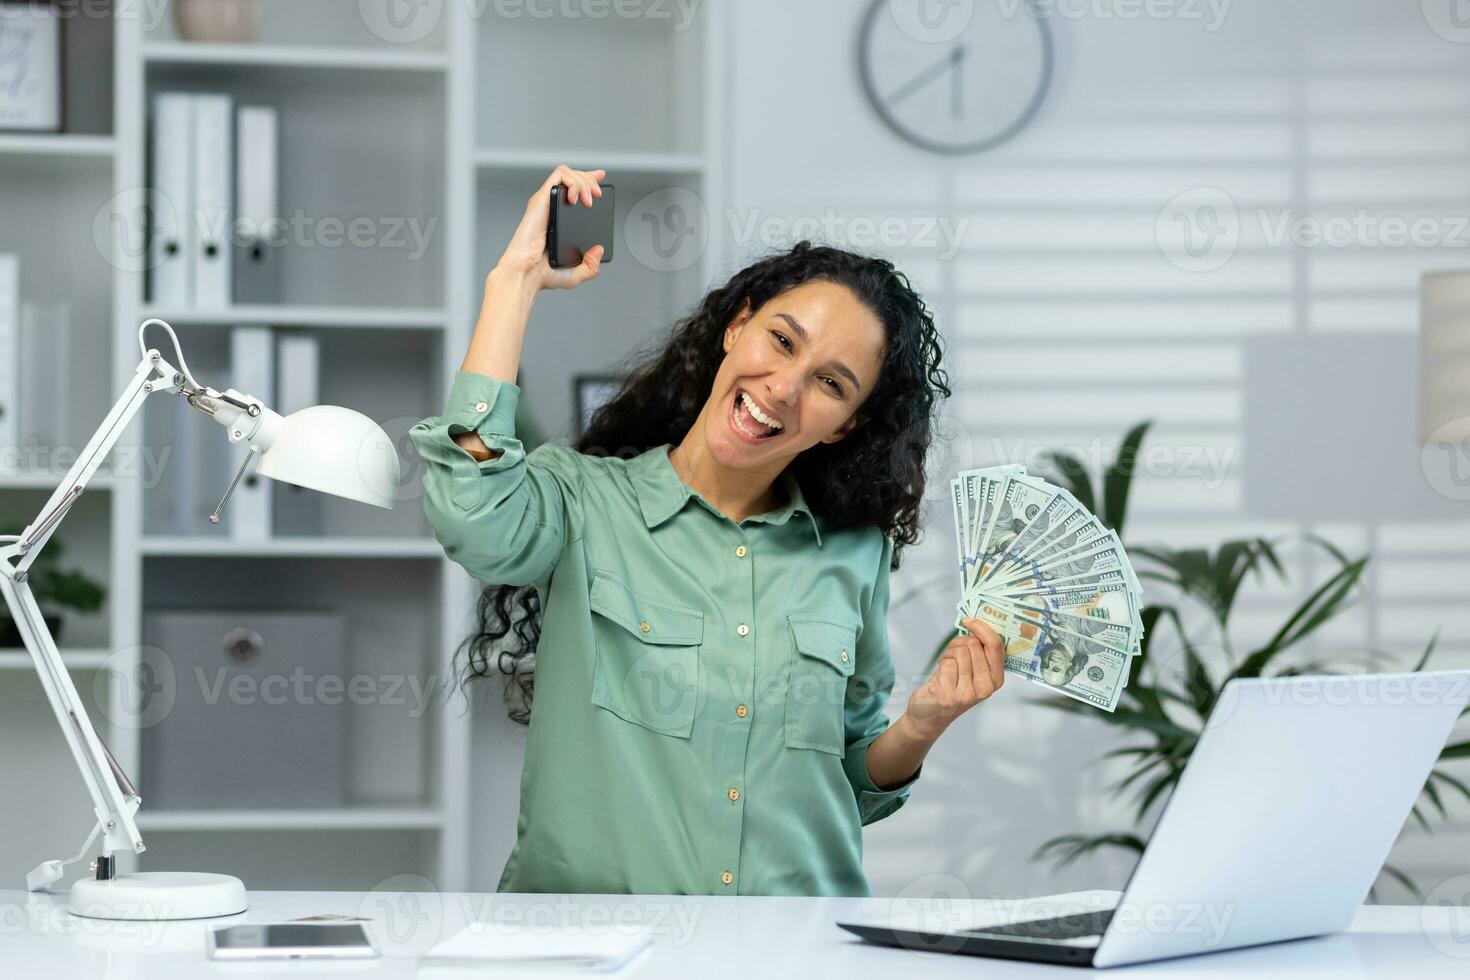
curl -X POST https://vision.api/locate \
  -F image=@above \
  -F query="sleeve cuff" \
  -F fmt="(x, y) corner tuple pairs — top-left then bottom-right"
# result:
(844, 730), (922, 826)
(442, 371), (522, 443)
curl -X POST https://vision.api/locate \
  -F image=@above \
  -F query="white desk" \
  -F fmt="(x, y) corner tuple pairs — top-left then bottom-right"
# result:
(5, 887), (1468, 978)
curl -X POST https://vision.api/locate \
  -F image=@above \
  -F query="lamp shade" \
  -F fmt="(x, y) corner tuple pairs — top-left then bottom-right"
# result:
(1421, 270), (1470, 445)
(256, 405), (399, 509)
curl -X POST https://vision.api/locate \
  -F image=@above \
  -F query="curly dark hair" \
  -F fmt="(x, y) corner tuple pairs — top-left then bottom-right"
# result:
(458, 240), (952, 723)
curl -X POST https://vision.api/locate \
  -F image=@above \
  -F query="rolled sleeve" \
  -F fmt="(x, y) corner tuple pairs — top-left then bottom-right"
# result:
(408, 371), (582, 587)
(841, 530), (921, 826)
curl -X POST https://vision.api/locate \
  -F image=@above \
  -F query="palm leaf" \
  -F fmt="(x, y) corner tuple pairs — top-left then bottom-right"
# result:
(1042, 450), (1096, 515)
(1230, 558), (1368, 680)
(1411, 631), (1440, 673)
(1101, 420), (1150, 537)
(1374, 864), (1420, 902)
(1033, 833), (1147, 868)
(1134, 769), (1181, 823)
(1441, 741), (1470, 760)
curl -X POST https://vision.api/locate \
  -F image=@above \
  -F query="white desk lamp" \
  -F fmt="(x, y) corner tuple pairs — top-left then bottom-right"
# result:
(0, 319), (400, 920)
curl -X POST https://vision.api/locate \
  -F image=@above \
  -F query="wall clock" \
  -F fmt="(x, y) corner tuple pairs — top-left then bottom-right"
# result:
(859, 0), (1053, 155)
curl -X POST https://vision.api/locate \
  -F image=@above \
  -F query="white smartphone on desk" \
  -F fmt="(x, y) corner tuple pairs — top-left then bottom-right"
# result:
(207, 923), (379, 960)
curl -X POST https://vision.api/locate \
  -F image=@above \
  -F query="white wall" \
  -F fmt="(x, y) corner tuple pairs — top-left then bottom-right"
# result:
(470, 0), (1470, 903)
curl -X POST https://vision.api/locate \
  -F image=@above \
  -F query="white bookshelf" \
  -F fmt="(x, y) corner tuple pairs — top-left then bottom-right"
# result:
(0, 0), (725, 895)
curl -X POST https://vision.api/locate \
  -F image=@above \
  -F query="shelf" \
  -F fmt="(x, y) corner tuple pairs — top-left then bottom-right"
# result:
(141, 305), (449, 331)
(140, 537), (444, 558)
(475, 147), (707, 175)
(136, 806), (444, 832)
(0, 649), (112, 670)
(143, 41), (449, 73)
(0, 133), (115, 159)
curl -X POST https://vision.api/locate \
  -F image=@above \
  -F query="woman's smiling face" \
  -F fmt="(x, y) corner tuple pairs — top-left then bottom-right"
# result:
(703, 279), (887, 468)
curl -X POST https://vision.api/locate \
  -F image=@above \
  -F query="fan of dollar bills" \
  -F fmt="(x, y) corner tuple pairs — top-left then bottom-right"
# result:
(950, 465), (1145, 712)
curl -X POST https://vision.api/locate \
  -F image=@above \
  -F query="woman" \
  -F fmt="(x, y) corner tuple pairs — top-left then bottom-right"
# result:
(409, 165), (1007, 897)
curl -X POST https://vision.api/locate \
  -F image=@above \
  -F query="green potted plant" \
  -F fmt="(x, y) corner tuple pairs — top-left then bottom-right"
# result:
(0, 524), (106, 648)
(911, 423), (1468, 899)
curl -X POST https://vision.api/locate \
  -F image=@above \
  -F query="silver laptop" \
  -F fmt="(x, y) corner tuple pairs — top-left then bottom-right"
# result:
(839, 670), (1470, 968)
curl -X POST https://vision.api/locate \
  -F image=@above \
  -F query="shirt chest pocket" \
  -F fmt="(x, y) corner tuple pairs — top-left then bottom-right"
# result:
(784, 616), (858, 756)
(588, 570), (705, 739)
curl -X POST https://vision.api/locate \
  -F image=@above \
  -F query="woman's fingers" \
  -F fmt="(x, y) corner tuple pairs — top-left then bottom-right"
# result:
(965, 619), (1006, 692)
(947, 641), (977, 704)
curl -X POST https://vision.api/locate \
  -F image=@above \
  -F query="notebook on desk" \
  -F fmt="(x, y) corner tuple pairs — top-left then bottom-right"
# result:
(421, 923), (651, 973)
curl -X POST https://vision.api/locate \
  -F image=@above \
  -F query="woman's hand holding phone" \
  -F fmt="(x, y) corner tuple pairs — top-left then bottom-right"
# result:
(493, 164), (607, 293)
(456, 166), (607, 459)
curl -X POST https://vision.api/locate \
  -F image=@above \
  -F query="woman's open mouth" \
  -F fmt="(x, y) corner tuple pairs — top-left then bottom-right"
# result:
(730, 388), (784, 442)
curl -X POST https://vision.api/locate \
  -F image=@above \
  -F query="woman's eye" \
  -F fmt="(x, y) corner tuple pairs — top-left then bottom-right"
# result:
(772, 331), (792, 350)
(823, 377), (844, 396)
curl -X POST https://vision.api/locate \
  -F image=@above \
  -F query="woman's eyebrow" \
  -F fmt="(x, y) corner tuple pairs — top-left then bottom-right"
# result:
(774, 312), (863, 394)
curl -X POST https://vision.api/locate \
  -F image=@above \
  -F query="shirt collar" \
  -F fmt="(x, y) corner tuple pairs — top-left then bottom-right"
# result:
(630, 444), (822, 548)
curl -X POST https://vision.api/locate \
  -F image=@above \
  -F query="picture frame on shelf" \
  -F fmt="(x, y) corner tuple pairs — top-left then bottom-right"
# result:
(0, 0), (64, 133)
(573, 373), (625, 438)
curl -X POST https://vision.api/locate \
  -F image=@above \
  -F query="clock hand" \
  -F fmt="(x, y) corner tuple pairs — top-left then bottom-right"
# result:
(952, 44), (966, 119)
(886, 47), (958, 106)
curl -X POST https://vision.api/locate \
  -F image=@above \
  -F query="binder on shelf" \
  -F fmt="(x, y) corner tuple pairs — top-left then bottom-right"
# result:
(235, 105), (281, 304)
(273, 332), (323, 536)
(229, 326), (273, 540)
(0, 255), (17, 453)
(193, 94), (235, 309)
(18, 302), (69, 457)
(149, 93), (196, 307)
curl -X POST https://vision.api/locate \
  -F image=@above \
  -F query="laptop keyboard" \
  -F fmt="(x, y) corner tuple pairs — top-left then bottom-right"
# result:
(964, 908), (1115, 941)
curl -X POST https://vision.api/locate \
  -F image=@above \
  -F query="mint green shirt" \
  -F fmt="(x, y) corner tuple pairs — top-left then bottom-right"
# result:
(408, 370), (921, 896)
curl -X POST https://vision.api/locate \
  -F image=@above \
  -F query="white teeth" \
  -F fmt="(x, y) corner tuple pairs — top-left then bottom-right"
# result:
(740, 391), (782, 430)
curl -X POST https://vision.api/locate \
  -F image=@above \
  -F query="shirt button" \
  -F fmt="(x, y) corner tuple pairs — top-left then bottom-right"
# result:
(474, 401), (488, 413)
(735, 545), (747, 558)
(735, 704), (749, 718)
(728, 787), (740, 801)
(736, 623), (749, 637)
(639, 621), (651, 633)
(720, 871), (733, 886)
(840, 649), (849, 663)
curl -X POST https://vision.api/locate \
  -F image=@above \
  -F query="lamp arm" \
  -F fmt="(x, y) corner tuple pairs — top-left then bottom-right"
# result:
(0, 348), (183, 886)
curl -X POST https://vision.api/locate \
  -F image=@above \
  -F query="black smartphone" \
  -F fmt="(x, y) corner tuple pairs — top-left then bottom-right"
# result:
(547, 182), (614, 268)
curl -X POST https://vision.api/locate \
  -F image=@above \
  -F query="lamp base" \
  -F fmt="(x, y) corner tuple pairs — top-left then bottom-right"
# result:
(68, 871), (247, 920)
